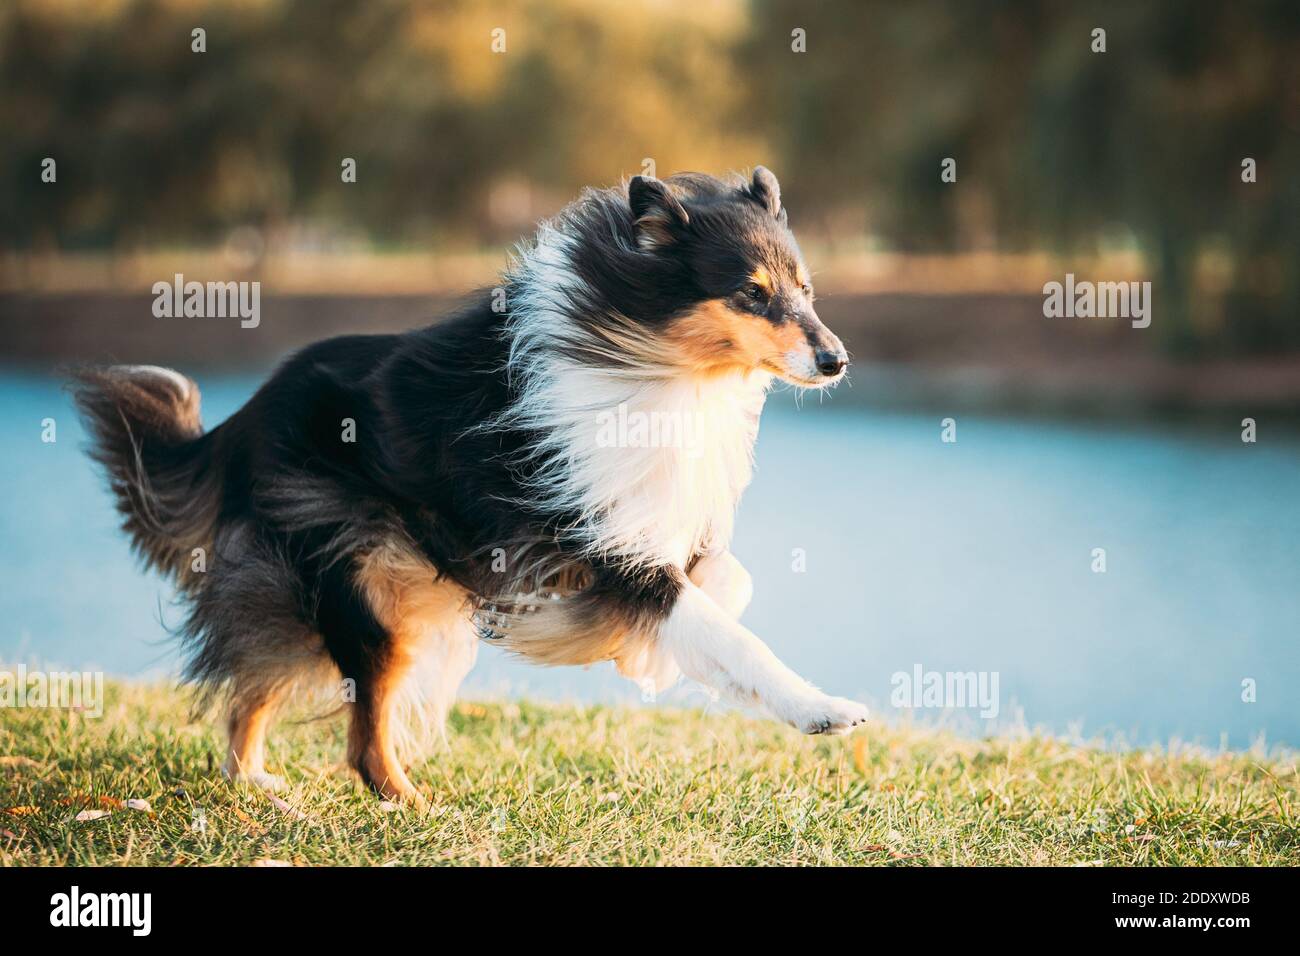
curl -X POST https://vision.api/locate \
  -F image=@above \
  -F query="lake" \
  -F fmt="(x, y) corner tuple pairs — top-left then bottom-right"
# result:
(2, 371), (1296, 749)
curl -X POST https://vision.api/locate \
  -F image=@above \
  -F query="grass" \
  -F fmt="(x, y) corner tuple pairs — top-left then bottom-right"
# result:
(1, 681), (1297, 866)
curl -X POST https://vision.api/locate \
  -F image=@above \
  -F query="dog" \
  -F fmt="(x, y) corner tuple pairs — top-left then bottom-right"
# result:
(72, 168), (868, 803)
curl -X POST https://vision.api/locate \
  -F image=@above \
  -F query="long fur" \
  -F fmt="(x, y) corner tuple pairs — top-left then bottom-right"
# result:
(69, 365), (216, 589)
(72, 169), (850, 793)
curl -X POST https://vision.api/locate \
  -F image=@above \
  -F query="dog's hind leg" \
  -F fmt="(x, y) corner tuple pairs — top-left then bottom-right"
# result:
(421, 613), (479, 737)
(222, 684), (290, 792)
(347, 655), (422, 804)
(189, 524), (330, 793)
(343, 544), (477, 804)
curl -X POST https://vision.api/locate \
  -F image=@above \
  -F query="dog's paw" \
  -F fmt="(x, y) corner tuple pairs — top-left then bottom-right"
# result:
(381, 787), (431, 813)
(786, 694), (869, 736)
(223, 768), (288, 792)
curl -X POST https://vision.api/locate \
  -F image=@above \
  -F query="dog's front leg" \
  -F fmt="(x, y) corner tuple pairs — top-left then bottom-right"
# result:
(688, 549), (753, 620)
(661, 580), (867, 735)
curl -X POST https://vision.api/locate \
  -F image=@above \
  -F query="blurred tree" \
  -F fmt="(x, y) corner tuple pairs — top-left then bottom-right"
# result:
(746, 0), (1300, 354)
(0, 0), (761, 248)
(0, 0), (1295, 353)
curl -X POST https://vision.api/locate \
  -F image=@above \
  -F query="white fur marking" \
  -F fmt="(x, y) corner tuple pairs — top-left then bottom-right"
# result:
(689, 549), (753, 620)
(494, 222), (770, 567)
(781, 348), (820, 382)
(661, 584), (868, 734)
(122, 364), (190, 397)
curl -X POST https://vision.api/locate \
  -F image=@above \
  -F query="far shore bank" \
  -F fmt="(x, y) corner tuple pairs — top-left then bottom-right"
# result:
(3, 287), (1298, 421)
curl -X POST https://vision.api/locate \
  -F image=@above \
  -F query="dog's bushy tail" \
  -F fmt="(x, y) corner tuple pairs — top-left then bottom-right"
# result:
(70, 365), (221, 591)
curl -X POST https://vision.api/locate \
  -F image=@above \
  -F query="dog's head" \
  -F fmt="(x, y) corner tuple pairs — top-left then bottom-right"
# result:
(627, 168), (847, 387)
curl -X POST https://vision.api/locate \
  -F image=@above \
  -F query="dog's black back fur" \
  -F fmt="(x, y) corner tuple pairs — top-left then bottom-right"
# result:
(72, 298), (670, 707)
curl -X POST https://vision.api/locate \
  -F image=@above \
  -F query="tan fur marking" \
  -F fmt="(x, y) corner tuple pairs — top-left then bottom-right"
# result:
(665, 299), (812, 378)
(750, 266), (773, 293)
(224, 688), (285, 779)
(350, 543), (472, 804)
(347, 659), (422, 803)
(355, 543), (468, 646)
(350, 703), (411, 800)
(488, 596), (648, 668)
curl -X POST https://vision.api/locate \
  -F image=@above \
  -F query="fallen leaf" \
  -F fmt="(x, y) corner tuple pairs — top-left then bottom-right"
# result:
(74, 809), (110, 821)
(4, 806), (40, 816)
(1, 828), (20, 840)
(267, 794), (309, 820)
(230, 806), (265, 835)
(58, 795), (123, 810)
(250, 859), (294, 867)
(125, 799), (152, 812)
(862, 843), (889, 853)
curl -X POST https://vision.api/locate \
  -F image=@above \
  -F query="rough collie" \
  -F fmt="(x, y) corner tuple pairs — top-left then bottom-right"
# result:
(72, 168), (867, 803)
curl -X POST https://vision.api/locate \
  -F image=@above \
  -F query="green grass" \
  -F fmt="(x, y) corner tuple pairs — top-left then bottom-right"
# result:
(1, 681), (1297, 866)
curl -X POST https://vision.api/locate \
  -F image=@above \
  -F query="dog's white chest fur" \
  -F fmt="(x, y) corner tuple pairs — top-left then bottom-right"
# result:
(499, 222), (771, 568)
(511, 361), (769, 567)
(587, 371), (769, 565)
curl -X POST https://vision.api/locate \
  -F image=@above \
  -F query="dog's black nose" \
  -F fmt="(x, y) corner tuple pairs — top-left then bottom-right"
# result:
(815, 351), (848, 377)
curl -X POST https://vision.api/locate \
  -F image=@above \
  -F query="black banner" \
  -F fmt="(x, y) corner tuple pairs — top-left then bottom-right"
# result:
(1, 865), (1290, 943)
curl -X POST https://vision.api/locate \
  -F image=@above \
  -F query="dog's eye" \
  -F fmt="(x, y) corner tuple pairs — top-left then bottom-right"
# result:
(801, 283), (813, 296)
(744, 283), (767, 301)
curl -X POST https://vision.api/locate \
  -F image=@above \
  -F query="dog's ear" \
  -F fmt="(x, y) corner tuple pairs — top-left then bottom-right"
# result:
(746, 166), (786, 224)
(628, 176), (690, 250)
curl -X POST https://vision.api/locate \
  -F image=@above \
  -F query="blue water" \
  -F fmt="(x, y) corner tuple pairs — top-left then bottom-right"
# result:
(2, 372), (1297, 749)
